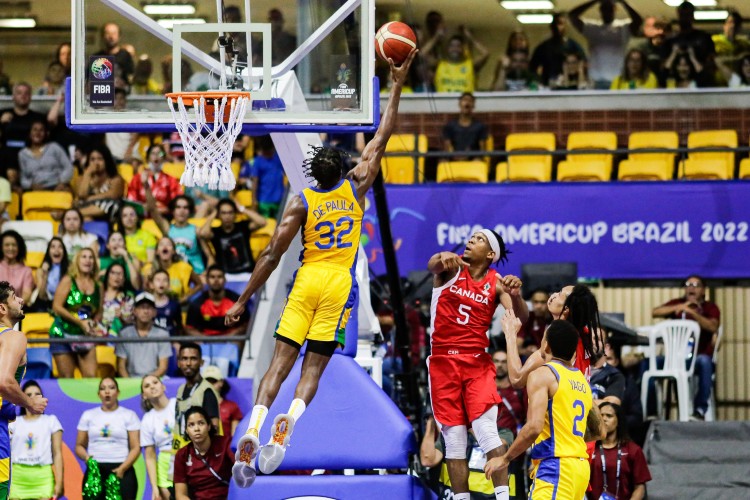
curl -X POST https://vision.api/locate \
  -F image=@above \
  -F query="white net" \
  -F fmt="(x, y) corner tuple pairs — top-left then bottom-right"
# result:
(167, 93), (250, 191)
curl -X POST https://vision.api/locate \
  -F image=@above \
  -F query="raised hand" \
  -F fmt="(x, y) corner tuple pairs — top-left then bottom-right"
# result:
(501, 308), (522, 342)
(439, 252), (466, 274)
(500, 274), (523, 296)
(389, 48), (418, 87)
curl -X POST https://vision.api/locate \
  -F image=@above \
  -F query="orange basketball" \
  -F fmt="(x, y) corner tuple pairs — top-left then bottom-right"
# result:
(375, 22), (417, 65)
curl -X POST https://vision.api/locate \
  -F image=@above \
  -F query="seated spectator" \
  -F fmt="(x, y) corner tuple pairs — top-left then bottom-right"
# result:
(665, 51), (701, 89)
(75, 144), (125, 221)
(99, 231), (142, 290)
(33, 237), (69, 312)
(610, 49), (658, 90)
(712, 10), (749, 85)
(18, 120), (73, 191)
(550, 51), (591, 90)
(76, 377), (140, 500)
(142, 237), (202, 305)
(434, 28), (489, 93)
(652, 275), (719, 420)
(55, 42), (72, 77)
(116, 292), (171, 378)
(530, 13), (586, 86)
(0, 82), (46, 185)
(494, 49), (539, 91)
(101, 263), (135, 337)
(442, 92), (488, 160)
(50, 248), (102, 378)
(661, 1), (715, 87)
(140, 375), (175, 500)
(520, 289), (552, 355)
(59, 208), (99, 258)
(127, 145), (183, 215)
(185, 265), (248, 338)
(147, 191), (207, 275)
(173, 406), (233, 500)
(588, 402), (651, 500)
(0, 230), (34, 304)
(151, 269), (183, 337)
(590, 349), (626, 404)
(115, 204), (157, 265)
(199, 199), (266, 279)
(569, 0), (643, 89)
(717, 54), (750, 88)
(634, 16), (669, 84)
(37, 62), (66, 96)
(203, 365), (243, 436)
(239, 135), (285, 218)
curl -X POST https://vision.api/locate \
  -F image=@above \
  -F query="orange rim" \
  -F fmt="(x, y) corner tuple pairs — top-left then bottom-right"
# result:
(166, 91), (251, 107)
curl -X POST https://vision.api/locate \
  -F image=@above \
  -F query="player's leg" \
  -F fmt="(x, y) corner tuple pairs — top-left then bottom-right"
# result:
(471, 406), (510, 500)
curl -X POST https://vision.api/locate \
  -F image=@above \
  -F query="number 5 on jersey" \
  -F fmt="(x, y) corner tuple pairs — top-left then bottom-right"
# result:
(457, 304), (471, 325)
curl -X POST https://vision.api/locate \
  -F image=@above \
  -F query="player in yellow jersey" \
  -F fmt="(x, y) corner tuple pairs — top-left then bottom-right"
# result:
(484, 317), (604, 500)
(226, 48), (418, 488)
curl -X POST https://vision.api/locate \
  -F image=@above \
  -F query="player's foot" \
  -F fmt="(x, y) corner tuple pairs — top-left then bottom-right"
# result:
(258, 413), (295, 474)
(233, 432), (260, 488)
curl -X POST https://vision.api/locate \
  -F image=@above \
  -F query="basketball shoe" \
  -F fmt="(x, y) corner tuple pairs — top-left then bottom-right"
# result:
(232, 431), (260, 488)
(258, 413), (295, 474)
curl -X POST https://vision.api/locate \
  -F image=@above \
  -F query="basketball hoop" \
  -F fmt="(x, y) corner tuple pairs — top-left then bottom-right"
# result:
(166, 91), (251, 191)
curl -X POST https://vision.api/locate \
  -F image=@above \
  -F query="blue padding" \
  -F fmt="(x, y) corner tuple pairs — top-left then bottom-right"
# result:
(232, 355), (415, 469)
(25, 348), (52, 379)
(228, 473), (436, 500)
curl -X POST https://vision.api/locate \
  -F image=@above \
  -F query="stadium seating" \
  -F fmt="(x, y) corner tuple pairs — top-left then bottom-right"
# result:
(250, 217), (276, 260)
(96, 345), (117, 378)
(235, 190), (253, 208)
(22, 191), (73, 222)
(3, 221), (53, 253)
(8, 192), (19, 220)
(436, 161), (488, 183)
(737, 140), (750, 179)
(484, 134), (494, 170)
(26, 348), (53, 379)
(117, 163), (135, 184)
(618, 131), (679, 181)
(162, 161), (186, 180)
(22, 312), (53, 349)
(382, 134), (427, 184)
(681, 130), (737, 180)
(496, 132), (556, 182)
(83, 221), (110, 255)
(203, 343), (241, 378)
(557, 132), (618, 182)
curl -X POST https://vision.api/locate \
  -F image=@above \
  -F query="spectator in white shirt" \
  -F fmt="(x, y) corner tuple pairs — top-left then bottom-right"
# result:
(76, 377), (141, 500)
(140, 375), (176, 500)
(570, 0), (643, 89)
(59, 208), (99, 258)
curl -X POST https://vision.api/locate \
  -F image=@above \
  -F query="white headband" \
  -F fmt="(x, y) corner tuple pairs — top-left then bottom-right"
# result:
(479, 229), (500, 263)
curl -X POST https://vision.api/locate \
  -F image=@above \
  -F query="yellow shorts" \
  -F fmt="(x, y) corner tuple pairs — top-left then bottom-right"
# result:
(529, 457), (589, 500)
(275, 264), (356, 348)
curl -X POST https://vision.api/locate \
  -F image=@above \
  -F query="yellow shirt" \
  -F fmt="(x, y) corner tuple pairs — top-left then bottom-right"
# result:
(125, 229), (157, 263)
(299, 179), (362, 270)
(435, 58), (475, 93)
(530, 361), (592, 461)
(610, 73), (658, 90)
(142, 260), (194, 299)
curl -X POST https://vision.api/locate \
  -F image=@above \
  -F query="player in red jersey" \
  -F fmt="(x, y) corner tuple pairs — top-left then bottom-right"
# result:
(427, 229), (528, 500)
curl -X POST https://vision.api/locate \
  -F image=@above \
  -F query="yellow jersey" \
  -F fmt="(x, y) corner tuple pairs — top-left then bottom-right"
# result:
(530, 361), (592, 461)
(435, 58), (475, 93)
(299, 179), (362, 270)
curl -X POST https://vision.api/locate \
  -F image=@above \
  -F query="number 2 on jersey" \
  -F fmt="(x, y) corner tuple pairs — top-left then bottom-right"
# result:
(457, 304), (471, 325)
(315, 216), (354, 249)
(572, 399), (584, 437)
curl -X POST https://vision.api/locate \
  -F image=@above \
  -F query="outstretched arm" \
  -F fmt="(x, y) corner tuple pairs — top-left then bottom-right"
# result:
(569, 0), (598, 33)
(225, 196), (306, 324)
(498, 275), (529, 324)
(621, 0), (643, 36)
(348, 49), (418, 202)
(584, 400), (605, 441)
(501, 308), (545, 388)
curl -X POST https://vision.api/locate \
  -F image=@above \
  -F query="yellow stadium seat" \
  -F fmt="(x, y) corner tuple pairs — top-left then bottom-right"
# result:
(96, 345), (117, 378)
(162, 161), (186, 180)
(739, 158), (750, 179)
(231, 160), (242, 181)
(141, 219), (163, 238)
(22, 312), (54, 349)
(8, 192), (19, 220)
(26, 251), (45, 273)
(680, 130), (737, 180)
(118, 163), (135, 185)
(484, 135), (494, 170)
(382, 134), (427, 184)
(235, 190), (253, 209)
(22, 191), (73, 222)
(436, 161), (488, 183)
(618, 131), (678, 181)
(250, 218), (277, 260)
(496, 133), (556, 182)
(557, 132), (617, 182)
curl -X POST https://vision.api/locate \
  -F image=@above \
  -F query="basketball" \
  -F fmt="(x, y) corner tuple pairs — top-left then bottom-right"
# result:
(375, 22), (417, 64)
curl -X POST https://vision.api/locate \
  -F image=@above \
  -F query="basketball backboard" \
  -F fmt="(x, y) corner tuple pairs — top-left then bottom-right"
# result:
(69, 0), (376, 133)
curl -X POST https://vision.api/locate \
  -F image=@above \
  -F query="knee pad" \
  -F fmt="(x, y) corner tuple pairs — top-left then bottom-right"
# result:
(471, 406), (503, 454)
(441, 425), (468, 460)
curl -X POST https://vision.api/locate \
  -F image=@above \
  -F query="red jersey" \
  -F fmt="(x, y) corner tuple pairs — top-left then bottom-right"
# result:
(430, 267), (499, 350)
(575, 339), (591, 381)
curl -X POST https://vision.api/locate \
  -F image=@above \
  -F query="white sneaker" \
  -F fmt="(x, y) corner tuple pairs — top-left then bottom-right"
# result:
(258, 413), (295, 474)
(233, 433), (260, 488)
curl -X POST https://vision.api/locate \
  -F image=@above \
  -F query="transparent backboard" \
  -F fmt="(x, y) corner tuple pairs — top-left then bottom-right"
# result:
(69, 0), (375, 132)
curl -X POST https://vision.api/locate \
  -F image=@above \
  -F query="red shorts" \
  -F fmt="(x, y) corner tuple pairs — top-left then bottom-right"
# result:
(428, 348), (502, 427)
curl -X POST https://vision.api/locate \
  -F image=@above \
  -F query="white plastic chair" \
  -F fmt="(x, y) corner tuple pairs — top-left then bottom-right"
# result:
(704, 326), (723, 422)
(640, 320), (701, 422)
(3, 221), (54, 253)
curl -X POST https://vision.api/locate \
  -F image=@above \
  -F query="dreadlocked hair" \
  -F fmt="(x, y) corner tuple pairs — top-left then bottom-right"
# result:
(562, 284), (602, 359)
(302, 145), (346, 189)
(488, 229), (511, 266)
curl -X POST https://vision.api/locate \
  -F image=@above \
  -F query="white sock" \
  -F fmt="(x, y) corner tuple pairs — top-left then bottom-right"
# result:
(246, 405), (268, 437)
(494, 485), (509, 500)
(288, 398), (306, 422)
(454, 493), (470, 500)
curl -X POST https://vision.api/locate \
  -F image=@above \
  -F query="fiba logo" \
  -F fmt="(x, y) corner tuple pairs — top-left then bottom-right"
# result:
(90, 57), (113, 80)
